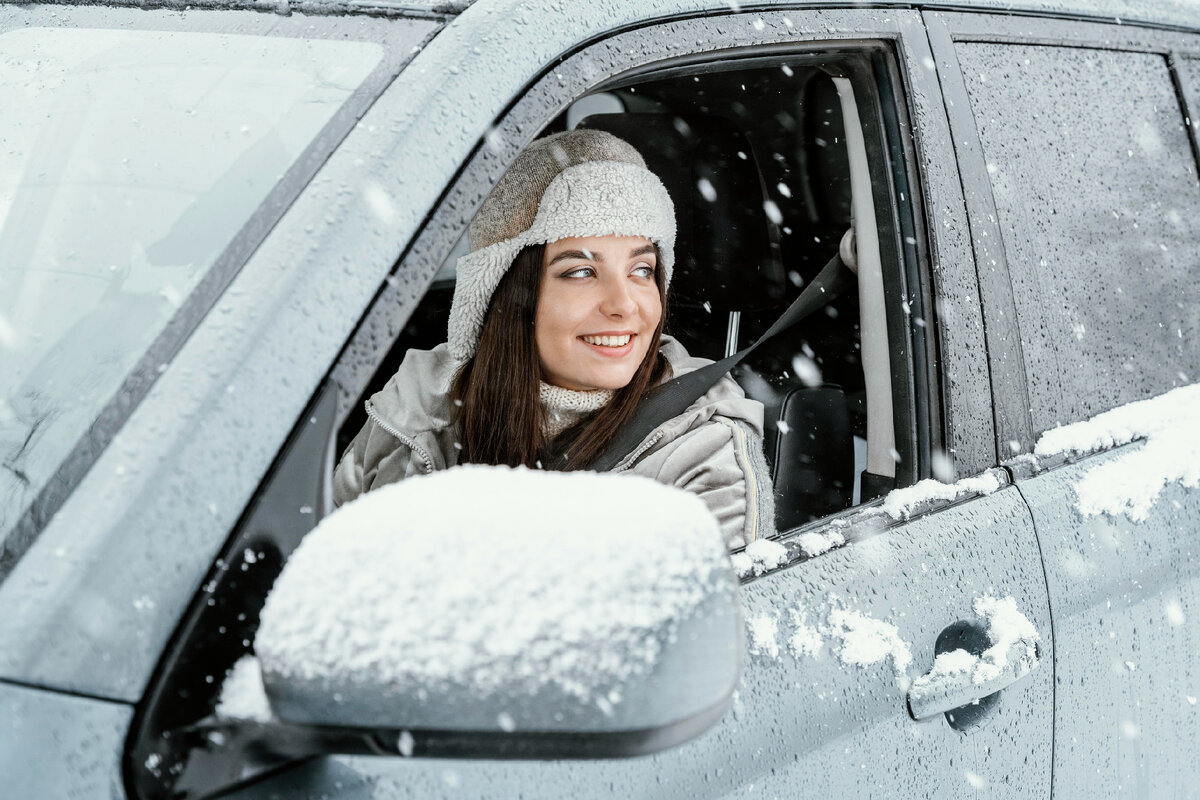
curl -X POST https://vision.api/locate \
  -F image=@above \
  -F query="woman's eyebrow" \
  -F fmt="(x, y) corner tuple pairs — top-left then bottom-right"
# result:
(547, 249), (601, 266)
(629, 244), (656, 259)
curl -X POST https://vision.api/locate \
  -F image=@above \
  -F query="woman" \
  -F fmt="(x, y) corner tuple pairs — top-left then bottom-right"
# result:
(333, 129), (774, 547)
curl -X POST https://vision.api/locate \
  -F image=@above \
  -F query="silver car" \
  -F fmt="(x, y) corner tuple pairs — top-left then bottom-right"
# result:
(3, 0), (1199, 798)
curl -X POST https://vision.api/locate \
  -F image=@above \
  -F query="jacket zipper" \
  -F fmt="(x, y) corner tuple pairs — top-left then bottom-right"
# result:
(730, 422), (759, 543)
(365, 402), (436, 475)
(614, 429), (665, 472)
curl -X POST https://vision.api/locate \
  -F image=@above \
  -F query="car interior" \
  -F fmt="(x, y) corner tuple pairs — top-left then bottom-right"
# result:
(340, 57), (884, 533)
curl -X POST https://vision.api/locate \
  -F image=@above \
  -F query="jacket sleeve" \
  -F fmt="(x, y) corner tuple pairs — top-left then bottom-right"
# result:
(332, 418), (425, 508)
(653, 418), (776, 548)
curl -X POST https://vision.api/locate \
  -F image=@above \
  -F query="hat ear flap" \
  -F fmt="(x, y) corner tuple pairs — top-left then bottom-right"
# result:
(448, 241), (523, 362)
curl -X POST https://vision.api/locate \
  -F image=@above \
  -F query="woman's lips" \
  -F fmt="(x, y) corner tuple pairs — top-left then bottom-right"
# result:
(578, 333), (636, 357)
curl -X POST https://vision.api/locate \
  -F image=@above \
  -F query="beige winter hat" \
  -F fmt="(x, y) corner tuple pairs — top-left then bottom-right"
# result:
(447, 129), (676, 361)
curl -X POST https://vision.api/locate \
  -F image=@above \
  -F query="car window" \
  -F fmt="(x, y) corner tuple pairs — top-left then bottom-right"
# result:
(954, 42), (1200, 434)
(339, 47), (928, 535)
(0, 27), (382, 540)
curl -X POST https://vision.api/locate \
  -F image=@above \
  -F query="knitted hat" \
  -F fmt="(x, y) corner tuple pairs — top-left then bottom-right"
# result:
(447, 129), (676, 361)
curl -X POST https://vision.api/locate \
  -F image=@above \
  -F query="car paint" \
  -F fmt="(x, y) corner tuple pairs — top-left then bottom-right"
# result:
(1016, 449), (1200, 799)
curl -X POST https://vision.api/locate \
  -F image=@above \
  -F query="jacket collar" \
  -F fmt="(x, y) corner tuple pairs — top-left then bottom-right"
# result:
(365, 334), (764, 459)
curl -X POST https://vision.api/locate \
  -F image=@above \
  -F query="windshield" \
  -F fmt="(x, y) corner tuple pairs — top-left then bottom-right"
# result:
(0, 27), (382, 537)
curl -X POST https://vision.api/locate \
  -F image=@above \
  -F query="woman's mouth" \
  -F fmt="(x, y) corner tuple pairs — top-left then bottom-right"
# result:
(579, 333), (635, 356)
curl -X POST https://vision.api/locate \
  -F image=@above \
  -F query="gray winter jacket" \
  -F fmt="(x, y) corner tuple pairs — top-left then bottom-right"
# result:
(332, 336), (775, 547)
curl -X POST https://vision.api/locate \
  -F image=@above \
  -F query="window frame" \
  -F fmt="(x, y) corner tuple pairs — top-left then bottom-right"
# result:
(328, 8), (979, 544)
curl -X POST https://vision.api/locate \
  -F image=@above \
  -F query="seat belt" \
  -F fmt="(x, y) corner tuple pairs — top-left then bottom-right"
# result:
(588, 251), (856, 472)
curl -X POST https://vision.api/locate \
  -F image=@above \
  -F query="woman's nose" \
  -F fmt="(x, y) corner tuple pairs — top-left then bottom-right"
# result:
(598, 278), (638, 317)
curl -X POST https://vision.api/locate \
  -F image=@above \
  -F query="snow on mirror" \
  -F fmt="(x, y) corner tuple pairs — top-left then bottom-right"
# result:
(252, 465), (742, 758)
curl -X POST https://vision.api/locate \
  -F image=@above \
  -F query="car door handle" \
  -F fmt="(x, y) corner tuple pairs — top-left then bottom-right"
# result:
(906, 637), (1040, 721)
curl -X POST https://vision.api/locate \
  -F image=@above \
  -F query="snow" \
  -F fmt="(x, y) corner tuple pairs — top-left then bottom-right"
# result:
(878, 473), (1002, 520)
(1033, 383), (1200, 522)
(216, 655), (273, 723)
(731, 537), (789, 578)
(787, 606), (822, 659)
(824, 607), (912, 682)
(746, 613), (780, 659)
(795, 529), (845, 557)
(928, 648), (978, 677)
(973, 594), (1039, 682)
(255, 465), (730, 710)
(730, 530), (845, 580)
(908, 595), (1039, 702)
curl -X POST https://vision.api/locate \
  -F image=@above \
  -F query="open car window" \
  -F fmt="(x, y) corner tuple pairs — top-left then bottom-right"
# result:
(339, 47), (928, 536)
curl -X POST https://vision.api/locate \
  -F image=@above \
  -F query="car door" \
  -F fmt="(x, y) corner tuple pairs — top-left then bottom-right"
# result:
(220, 6), (1054, 798)
(928, 11), (1200, 797)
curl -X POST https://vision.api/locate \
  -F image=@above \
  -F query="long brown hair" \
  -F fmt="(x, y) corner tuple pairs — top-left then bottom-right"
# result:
(450, 242), (670, 470)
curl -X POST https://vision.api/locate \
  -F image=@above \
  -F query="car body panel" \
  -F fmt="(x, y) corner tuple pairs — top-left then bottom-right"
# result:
(1015, 446), (1200, 799)
(0, 681), (131, 799)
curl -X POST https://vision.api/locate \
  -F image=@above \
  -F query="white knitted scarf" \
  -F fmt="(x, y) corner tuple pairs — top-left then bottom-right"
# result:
(539, 382), (614, 439)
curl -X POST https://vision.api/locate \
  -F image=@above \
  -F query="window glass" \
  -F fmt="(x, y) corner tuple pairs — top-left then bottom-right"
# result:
(955, 43), (1200, 432)
(0, 28), (382, 535)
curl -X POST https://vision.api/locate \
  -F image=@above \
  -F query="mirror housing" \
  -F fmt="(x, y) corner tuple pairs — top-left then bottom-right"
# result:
(252, 465), (742, 758)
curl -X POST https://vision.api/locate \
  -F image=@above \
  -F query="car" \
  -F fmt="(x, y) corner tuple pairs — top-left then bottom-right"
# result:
(2, 0), (1199, 797)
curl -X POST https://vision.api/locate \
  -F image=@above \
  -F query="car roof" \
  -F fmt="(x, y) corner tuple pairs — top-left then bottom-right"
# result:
(27, 0), (1200, 32)
(431, 0), (1200, 33)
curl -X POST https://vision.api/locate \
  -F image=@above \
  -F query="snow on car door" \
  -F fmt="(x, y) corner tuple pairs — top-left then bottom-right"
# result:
(702, 474), (1053, 798)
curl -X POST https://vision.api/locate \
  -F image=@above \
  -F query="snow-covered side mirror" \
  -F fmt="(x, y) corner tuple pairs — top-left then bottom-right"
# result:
(252, 465), (742, 759)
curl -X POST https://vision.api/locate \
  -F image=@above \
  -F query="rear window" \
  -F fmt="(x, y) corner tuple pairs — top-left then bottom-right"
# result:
(0, 28), (382, 535)
(954, 42), (1200, 433)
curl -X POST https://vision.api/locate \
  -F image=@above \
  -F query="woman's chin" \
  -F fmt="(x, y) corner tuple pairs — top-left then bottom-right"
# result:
(553, 368), (638, 392)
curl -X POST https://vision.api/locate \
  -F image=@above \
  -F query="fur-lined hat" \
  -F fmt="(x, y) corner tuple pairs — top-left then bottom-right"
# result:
(447, 129), (676, 361)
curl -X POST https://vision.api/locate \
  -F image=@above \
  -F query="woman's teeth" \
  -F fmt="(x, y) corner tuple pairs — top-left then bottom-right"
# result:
(581, 334), (632, 347)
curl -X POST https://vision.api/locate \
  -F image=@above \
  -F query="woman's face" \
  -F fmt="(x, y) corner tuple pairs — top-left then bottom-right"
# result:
(535, 235), (663, 391)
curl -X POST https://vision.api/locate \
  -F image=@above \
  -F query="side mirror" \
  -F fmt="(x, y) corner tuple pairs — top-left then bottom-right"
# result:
(250, 465), (742, 759)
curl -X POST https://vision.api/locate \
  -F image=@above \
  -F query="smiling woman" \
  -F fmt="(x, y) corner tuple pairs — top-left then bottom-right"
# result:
(333, 129), (774, 546)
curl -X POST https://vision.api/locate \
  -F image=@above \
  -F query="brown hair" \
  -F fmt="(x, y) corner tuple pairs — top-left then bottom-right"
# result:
(450, 243), (670, 470)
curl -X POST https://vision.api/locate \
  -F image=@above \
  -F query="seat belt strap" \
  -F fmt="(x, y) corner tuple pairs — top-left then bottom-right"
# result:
(588, 252), (855, 472)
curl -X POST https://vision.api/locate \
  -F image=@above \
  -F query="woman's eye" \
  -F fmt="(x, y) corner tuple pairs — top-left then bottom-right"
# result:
(631, 263), (656, 278)
(562, 266), (595, 279)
